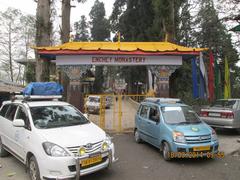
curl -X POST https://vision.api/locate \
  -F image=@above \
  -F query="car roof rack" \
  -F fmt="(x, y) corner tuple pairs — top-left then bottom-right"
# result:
(12, 95), (62, 102)
(144, 98), (181, 104)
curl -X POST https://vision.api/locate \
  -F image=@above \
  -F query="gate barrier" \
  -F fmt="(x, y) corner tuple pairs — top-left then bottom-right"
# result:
(84, 94), (153, 133)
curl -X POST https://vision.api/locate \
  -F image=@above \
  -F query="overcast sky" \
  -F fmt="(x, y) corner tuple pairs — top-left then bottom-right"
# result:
(0, 0), (115, 23)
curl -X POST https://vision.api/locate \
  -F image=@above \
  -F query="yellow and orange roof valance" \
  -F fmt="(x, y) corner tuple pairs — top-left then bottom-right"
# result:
(34, 41), (208, 56)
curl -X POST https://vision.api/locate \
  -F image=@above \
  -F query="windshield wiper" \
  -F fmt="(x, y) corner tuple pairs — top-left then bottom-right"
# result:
(177, 122), (191, 125)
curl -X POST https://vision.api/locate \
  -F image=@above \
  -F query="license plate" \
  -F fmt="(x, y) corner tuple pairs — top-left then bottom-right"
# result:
(193, 146), (210, 151)
(81, 155), (102, 167)
(208, 112), (220, 117)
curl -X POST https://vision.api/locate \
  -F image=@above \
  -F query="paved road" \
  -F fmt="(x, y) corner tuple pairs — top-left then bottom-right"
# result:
(1, 133), (240, 180)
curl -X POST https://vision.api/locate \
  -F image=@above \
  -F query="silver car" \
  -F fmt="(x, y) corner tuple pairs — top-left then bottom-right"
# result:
(200, 99), (240, 129)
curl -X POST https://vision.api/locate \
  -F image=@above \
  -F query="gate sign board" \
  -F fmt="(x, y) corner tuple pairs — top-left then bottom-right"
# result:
(56, 55), (182, 66)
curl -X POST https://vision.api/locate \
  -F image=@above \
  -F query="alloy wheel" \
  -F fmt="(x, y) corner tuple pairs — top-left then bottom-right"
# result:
(29, 159), (38, 180)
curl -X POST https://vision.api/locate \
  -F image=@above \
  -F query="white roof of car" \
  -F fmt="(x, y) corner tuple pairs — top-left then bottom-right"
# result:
(88, 95), (100, 98)
(3, 100), (70, 107)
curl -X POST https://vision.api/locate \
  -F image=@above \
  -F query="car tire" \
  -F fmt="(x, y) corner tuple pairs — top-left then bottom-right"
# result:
(29, 156), (41, 180)
(0, 137), (9, 157)
(162, 142), (171, 161)
(134, 129), (142, 143)
(236, 128), (240, 135)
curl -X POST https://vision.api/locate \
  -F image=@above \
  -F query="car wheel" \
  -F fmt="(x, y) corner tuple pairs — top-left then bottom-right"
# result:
(29, 156), (41, 180)
(134, 129), (142, 143)
(0, 137), (9, 157)
(162, 142), (171, 161)
(236, 128), (240, 135)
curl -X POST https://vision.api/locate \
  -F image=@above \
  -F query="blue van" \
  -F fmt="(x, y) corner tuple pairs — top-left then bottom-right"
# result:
(134, 98), (219, 160)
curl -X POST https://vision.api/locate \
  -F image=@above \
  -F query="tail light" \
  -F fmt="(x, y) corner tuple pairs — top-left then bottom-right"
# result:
(200, 111), (208, 117)
(221, 112), (234, 119)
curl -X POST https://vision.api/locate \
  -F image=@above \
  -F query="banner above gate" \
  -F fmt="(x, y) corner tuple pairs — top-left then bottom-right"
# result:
(56, 55), (182, 66)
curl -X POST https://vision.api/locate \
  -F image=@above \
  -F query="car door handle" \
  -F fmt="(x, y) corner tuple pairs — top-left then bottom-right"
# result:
(147, 122), (151, 124)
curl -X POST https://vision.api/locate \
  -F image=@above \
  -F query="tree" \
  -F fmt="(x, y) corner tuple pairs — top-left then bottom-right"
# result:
(89, 0), (110, 41)
(109, 0), (127, 34)
(195, 0), (238, 63)
(176, 0), (195, 46)
(35, 0), (52, 82)
(74, 15), (89, 41)
(0, 8), (22, 82)
(20, 15), (36, 83)
(61, 0), (87, 43)
(193, 0), (239, 99)
(218, 0), (240, 22)
(117, 0), (154, 41)
(152, 0), (185, 42)
(90, 0), (110, 93)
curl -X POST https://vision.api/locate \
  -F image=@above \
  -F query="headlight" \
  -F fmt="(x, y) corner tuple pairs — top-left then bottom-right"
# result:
(79, 146), (86, 156)
(102, 142), (109, 151)
(42, 142), (70, 157)
(101, 134), (112, 151)
(173, 131), (186, 143)
(211, 129), (218, 141)
(105, 134), (112, 145)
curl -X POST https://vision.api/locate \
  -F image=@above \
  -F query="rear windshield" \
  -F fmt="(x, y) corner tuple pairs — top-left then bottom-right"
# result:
(211, 100), (237, 109)
(161, 106), (201, 125)
(89, 97), (100, 102)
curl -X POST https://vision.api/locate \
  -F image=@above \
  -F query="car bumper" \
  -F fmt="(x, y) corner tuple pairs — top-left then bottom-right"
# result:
(87, 108), (100, 114)
(201, 117), (240, 129)
(40, 144), (116, 180)
(170, 140), (219, 157)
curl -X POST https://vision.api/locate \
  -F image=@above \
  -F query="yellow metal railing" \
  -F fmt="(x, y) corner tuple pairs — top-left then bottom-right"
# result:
(84, 94), (153, 133)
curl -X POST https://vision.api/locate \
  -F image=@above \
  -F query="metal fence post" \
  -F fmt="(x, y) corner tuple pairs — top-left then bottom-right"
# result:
(118, 95), (122, 132)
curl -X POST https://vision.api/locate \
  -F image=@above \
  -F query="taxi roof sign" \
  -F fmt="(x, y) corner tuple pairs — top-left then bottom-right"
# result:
(144, 98), (181, 104)
(14, 95), (62, 101)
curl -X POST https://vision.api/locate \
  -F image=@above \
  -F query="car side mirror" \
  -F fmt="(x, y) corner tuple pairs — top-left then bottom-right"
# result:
(13, 119), (25, 127)
(83, 113), (89, 119)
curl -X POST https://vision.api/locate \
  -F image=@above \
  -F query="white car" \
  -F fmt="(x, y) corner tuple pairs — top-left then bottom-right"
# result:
(86, 96), (111, 114)
(0, 96), (116, 180)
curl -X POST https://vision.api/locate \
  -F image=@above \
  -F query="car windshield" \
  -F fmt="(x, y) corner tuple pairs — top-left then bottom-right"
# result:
(211, 100), (237, 109)
(161, 106), (201, 125)
(89, 97), (100, 103)
(30, 105), (89, 129)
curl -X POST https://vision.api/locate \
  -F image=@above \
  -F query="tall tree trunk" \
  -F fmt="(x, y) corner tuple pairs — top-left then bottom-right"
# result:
(8, 23), (13, 82)
(164, 0), (175, 42)
(35, 0), (51, 82)
(61, 0), (71, 43)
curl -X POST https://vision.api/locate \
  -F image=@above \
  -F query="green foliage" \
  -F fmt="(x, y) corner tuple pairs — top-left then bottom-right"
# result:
(195, 0), (238, 62)
(89, 0), (110, 41)
(194, 0), (239, 99)
(90, 0), (111, 93)
(25, 63), (36, 83)
(109, 0), (127, 33)
(176, 0), (195, 46)
(74, 15), (89, 41)
(118, 0), (154, 41)
(93, 66), (104, 93)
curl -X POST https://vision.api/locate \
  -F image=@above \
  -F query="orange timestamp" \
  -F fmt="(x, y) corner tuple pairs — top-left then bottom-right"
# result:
(168, 151), (225, 159)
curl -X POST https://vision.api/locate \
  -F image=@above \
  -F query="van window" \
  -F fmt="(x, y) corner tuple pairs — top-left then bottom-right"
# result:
(0, 104), (10, 117)
(16, 107), (31, 130)
(140, 105), (149, 119)
(5, 105), (18, 121)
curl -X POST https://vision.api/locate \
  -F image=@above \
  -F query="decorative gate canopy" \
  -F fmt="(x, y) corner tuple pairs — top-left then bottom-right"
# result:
(35, 41), (207, 59)
(34, 41), (207, 110)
